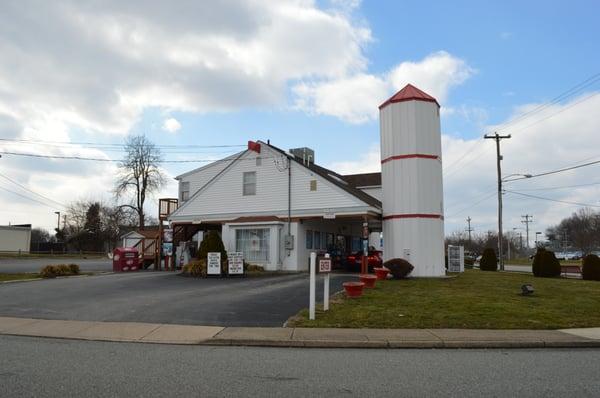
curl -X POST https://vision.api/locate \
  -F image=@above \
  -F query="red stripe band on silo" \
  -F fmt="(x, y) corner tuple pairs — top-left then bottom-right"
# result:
(383, 213), (444, 220)
(381, 154), (439, 164)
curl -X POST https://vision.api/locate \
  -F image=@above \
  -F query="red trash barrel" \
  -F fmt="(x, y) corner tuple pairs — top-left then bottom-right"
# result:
(113, 247), (140, 272)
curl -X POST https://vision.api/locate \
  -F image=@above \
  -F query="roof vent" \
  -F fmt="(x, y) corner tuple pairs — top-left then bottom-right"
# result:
(290, 147), (315, 166)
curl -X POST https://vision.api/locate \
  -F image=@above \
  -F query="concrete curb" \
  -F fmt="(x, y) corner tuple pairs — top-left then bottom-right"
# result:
(1, 316), (599, 349)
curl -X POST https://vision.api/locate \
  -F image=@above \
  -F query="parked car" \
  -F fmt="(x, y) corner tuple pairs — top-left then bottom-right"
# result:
(345, 250), (383, 272)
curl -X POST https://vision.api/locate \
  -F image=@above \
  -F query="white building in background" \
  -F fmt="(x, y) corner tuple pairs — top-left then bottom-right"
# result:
(168, 84), (445, 275)
(0, 225), (32, 253)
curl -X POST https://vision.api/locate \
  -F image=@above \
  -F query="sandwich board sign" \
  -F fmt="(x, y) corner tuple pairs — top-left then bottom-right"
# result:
(228, 252), (244, 275)
(207, 252), (221, 275)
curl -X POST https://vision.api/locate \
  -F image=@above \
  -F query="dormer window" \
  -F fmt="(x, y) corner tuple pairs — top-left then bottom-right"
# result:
(180, 181), (190, 202)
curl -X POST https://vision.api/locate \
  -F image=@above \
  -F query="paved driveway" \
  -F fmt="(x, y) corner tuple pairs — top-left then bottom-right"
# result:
(0, 272), (354, 327)
(0, 257), (112, 273)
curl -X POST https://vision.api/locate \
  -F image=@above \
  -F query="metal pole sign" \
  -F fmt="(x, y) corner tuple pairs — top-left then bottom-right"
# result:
(228, 252), (244, 275)
(207, 252), (221, 276)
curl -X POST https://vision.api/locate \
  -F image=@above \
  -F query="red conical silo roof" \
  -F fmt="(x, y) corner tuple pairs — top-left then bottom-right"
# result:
(379, 84), (440, 109)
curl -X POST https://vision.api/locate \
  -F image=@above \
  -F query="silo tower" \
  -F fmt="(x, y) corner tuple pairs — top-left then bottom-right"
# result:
(379, 84), (445, 277)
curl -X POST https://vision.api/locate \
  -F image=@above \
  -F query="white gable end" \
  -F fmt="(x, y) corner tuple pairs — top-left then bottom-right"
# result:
(170, 145), (376, 221)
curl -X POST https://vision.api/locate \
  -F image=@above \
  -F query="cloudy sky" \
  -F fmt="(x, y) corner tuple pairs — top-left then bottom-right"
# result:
(0, 0), (599, 245)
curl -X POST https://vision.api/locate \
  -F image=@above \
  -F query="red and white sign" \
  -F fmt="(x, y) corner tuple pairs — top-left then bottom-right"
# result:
(319, 258), (331, 273)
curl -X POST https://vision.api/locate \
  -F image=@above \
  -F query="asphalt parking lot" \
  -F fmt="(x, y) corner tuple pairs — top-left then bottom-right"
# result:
(0, 271), (354, 326)
(0, 257), (112, 273)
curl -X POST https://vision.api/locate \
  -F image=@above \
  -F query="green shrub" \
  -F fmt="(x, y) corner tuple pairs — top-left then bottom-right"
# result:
(198, 231), (228, 264)
(183, 260), (207, 277)
(383, 258), (414, 279)
(40, 265), (57, 278)
(532, 248), (561, 278)
(582, 254), (600, 281)
(68, 264), (80, 275)
(479, 248), (497, 271)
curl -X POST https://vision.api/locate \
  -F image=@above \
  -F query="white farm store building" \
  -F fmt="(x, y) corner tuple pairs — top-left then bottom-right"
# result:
(169, 84), (446, 276)
(169, 141), (383, 271)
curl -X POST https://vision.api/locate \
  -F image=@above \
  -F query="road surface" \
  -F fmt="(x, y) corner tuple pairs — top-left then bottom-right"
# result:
(0, 271), (353, 326)
(0, 335), (598, 397)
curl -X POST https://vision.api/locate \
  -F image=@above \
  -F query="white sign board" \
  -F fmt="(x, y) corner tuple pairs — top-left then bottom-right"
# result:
(319, 258), (331, 273)
(448, 245), (464, 273)
(228, 252), (244, 275)
(207, 252), (221, 275)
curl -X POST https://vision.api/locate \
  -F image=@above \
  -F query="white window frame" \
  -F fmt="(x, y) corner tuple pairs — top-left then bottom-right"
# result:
(180, 181), (190, 202)
(243, 171), (256, 196)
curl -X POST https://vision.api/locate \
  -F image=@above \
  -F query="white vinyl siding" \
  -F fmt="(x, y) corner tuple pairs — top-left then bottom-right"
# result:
(171, 146), (376, 220)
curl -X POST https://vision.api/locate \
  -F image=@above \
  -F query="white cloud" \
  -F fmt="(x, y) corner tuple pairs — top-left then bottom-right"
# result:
(0, 0), (371, 229)
(0, 0), (371, 137)
(293, 51), (475, 123)
(162, 117), (181, 134)
(327, 143), (381, 174)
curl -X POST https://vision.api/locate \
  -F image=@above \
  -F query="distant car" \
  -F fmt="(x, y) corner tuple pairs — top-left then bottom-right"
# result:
(345, 250), (383, 272)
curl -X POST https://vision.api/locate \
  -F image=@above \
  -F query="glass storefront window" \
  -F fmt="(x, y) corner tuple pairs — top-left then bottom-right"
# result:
(235, 228), (270, 262)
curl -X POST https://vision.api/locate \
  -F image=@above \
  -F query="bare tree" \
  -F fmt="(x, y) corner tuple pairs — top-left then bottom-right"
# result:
(115, 135), (166, 228)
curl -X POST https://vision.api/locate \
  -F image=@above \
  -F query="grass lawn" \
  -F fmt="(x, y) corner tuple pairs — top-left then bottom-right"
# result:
(0, 273), (41, 282)
(288, 270), (600, 329)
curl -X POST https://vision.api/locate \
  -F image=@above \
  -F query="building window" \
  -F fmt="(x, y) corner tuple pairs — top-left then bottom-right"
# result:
(306, 230), (313, 249)
(314, 231), (321, 249)
(180, 181), (190, 202)
(310, 179), (317, 191)
(236, 228), (270, 263)
(243, 172), (256, 196)
(256, 156), (262, 166)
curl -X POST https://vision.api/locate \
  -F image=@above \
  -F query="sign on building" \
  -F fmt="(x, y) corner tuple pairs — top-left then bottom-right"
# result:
(447, 245), (464, 273)
(228, 252), (244, 275)
(319, 257), (331, 273)
(162, 242), (173, 257)
(207, 252), (221, 275)
(163, 228), (173, 243)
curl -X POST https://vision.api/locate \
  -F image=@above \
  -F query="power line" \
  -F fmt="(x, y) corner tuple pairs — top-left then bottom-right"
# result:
(0, 137), (246, 149)
(446, 190), (497, 218)
(503, 158), (600, 182)
(0, 172), (66, 208)
(507, 190), (600, 208)
(0, 150), (273, 164)
(515, 181), (600, 191)
(443, 72), (600, 178)
(0, 185), (62, 210)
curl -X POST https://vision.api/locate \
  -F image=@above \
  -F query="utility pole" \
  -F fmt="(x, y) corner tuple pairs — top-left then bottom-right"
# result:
(466, 216), (473, 247)
(484, 132), (511, 271)
(521, 214), (533, 250)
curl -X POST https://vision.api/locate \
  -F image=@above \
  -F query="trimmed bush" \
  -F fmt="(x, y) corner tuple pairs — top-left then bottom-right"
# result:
(532, 248), (561, 278)
(39, 264), (81, 278)
(40, 265), (57, 278)
(198, 231), (228, 264)
(383, 258), (414, 279)
(182, 260), (207, 277)
(479, 248), (497, 271)
(582, 254), (600, 281)
(68, 264), (80, 275)
(56, 264), (71, 276)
